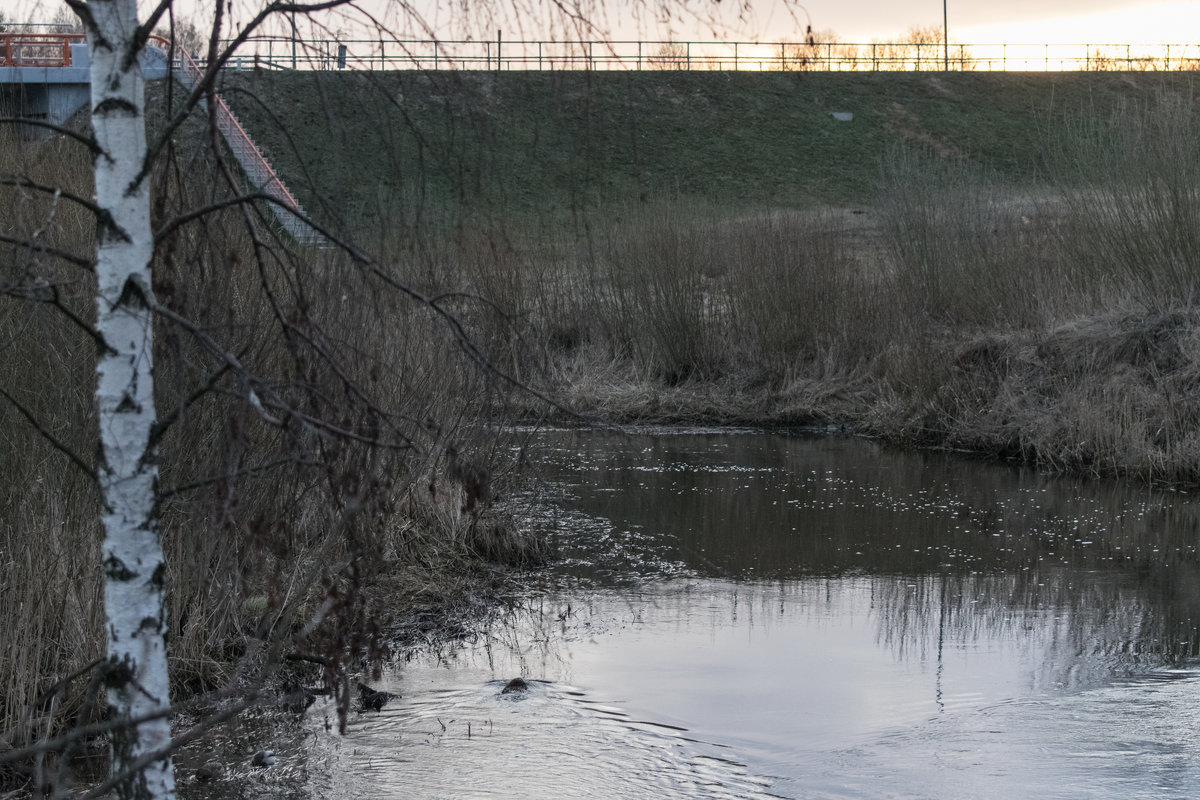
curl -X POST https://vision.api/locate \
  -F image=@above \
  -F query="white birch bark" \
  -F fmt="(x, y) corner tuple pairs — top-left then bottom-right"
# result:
(88, 0), (176, 796)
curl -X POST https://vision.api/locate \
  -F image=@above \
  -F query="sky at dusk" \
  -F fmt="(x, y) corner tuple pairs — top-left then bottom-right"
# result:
(20, 0), (1200, 45)
(592, 0), (1200, 45)
(819, 0), (1200, 44)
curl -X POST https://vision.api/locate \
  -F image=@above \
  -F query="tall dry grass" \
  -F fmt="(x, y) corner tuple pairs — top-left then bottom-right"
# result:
(1050, 91), (1200, 309)
(877, 148), (1061, 329)
(424, 200), (881, 397)
(1, 114), (535, 785)
(0, 127), (105, 760)
(381, 91), (1200, 485)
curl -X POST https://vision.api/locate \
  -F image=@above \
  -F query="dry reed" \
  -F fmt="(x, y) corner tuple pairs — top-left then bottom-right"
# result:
(0, 111), (534, 790)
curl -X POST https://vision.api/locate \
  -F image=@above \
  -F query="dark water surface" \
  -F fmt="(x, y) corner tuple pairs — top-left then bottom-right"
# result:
(299, 430), (1200, 799)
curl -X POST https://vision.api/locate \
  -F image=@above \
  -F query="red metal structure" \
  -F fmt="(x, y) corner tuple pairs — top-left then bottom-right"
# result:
(0, 33), (85, 68)
(2, 32), (317, 243)
(155, 36), (308, 224)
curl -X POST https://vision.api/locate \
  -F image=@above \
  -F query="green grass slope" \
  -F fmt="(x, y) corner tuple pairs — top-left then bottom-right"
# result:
(220, 69), (1197, 230)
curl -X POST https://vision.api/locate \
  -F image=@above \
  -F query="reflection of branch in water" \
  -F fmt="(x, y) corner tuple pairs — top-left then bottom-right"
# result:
(461, 572), (1194, 701)
(870, 571), (1187, 689)
(530, 430), (1200, 672)
(936, 577), (946, 713)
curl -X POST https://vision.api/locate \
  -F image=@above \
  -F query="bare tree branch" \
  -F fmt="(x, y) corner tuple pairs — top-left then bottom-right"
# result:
(153, 191), (288, 242)
(0, 386), (97, 482)
(139, 0), (362, 187)
(147, 295), (418, 451)
(131, 0), (176, 56)
(148, 361), (235, 448)
(2, 282), (114, 356)
(0, 177), (106, 218)
(0, 119), (102, 158)
(75, 697), (256, 800)
(157, 457), (307, 500)
(0, 233), (94, 271)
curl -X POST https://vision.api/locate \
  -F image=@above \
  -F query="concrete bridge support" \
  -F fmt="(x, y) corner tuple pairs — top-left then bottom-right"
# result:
(1, 34), (319, 244)
(1, 38), (166, 137)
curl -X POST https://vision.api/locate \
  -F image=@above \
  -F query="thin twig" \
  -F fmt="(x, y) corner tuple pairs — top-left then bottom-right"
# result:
(148, 361), (234, 448)
(0, 177), (105, 218)
(0, 233), (94, 271)
(77, 697), (258, 800)
(3, 283), (115, 356)
(157, 457), (306, 500)
(0, 118), (102, 157)
(0, 387), (97, 482)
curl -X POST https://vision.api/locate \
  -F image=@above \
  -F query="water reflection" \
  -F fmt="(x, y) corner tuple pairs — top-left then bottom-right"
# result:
(535, 429), (1200, 664)
(301, 429), (1200, 799)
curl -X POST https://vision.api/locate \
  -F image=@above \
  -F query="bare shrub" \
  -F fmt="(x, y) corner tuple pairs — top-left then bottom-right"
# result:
(647, 41), (689, 71)
(1050, 92), (1200, 310)
(878, 146), (1059, 329)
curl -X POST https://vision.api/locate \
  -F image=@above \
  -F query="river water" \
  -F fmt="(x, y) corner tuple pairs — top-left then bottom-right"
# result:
(269, 429), (1200, 799)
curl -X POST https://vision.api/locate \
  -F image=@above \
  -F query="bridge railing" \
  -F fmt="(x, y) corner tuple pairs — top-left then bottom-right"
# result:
(204, 37), (1200, 73)
(6, 31), (1196, 73)
(0, 33), (85, 68)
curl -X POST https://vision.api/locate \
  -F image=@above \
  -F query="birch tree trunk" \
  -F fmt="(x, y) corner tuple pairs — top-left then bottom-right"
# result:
(88, 0), (176, 796)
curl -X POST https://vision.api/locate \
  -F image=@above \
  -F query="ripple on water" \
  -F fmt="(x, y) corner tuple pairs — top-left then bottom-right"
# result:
(302, 677), (784, 800)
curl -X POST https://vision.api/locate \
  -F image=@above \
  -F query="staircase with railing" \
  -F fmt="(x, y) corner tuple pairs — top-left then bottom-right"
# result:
(0, 31), (323, 246)
(146, 37), (324, 246)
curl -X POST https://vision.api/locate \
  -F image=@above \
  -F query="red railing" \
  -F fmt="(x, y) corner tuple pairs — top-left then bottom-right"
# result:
(0, 33), (85, 68)
(5, 32), (316, 242)
(146, 35), (304, 214)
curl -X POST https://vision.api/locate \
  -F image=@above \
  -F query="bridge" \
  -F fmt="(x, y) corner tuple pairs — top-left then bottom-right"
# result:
(0, 32), (320, 245)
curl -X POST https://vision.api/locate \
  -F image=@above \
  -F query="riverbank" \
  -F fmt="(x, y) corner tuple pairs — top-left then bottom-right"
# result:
(466, 177), (1200, 486)
(175, 427), (1200, 799)
(220, 68), (1200, 487)
(537, 305), (1200, 487)
(0, 123), (545, 795)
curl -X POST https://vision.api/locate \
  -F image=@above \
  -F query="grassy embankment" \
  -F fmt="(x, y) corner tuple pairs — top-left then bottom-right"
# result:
(225, 69), (1200, 486)
(0, 98), (539, 790)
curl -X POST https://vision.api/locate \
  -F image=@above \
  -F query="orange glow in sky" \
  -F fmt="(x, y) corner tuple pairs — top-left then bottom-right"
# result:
(25, 0), (1200, 50)
(740, 0), (1200, 46)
